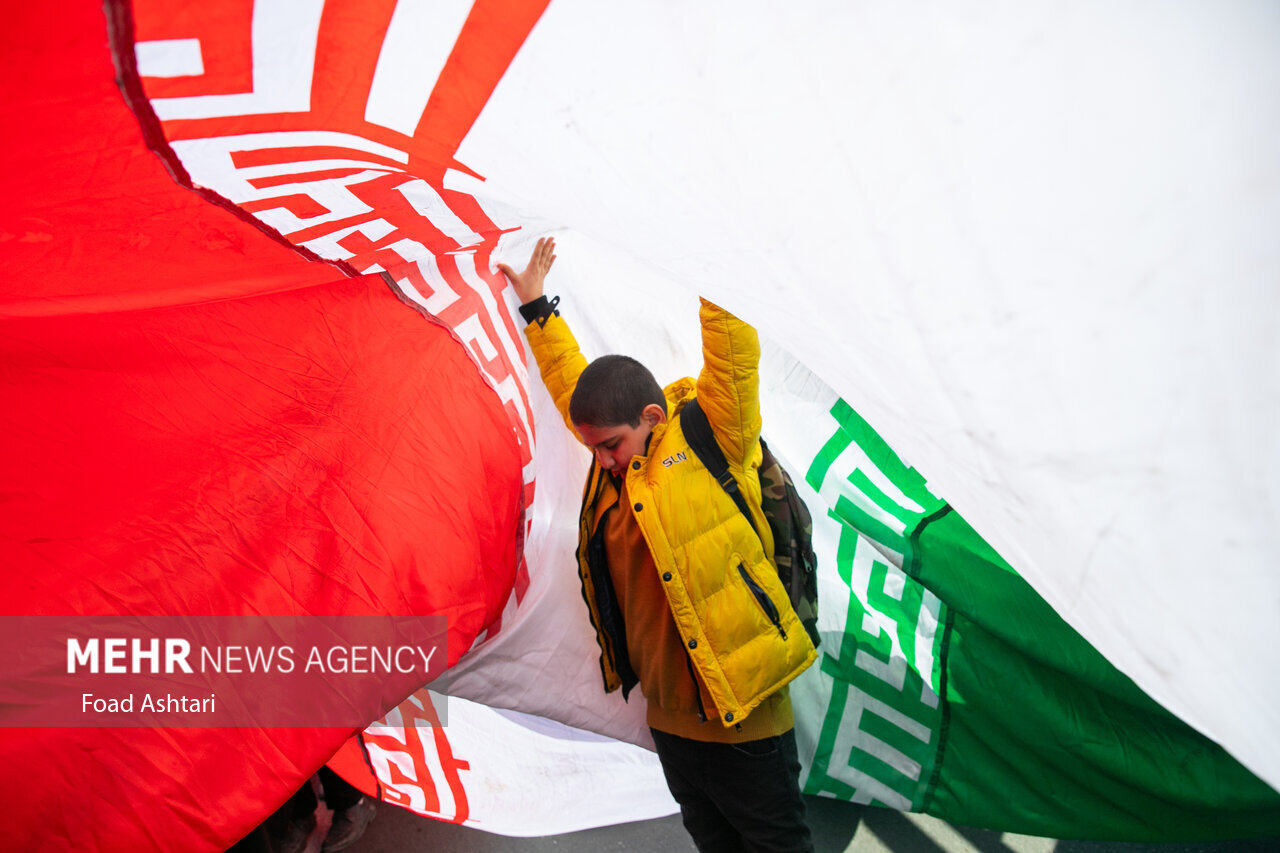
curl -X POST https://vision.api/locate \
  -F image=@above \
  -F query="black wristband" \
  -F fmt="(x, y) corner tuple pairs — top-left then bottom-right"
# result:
(519, 294), (561, 328)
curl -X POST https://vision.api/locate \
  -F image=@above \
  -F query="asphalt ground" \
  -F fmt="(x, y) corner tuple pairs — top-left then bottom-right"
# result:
(343, 795), (1278, 853)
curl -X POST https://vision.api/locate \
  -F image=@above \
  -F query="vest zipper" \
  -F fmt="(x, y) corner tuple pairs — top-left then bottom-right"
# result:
(738, 564), (787, 640)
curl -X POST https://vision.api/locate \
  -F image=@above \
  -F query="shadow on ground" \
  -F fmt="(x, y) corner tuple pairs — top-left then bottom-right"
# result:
(344, 795), (1278, 853)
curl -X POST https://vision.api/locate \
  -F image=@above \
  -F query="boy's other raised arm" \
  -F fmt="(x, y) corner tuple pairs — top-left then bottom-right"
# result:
(499, 237), (588, 440)
(695, 298), (762, 466)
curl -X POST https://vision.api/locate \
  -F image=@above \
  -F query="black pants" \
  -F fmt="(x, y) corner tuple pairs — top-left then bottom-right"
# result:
(650, 728), (814, 853)
(280, 766), (365, 818)
(228, 767), (364, 851)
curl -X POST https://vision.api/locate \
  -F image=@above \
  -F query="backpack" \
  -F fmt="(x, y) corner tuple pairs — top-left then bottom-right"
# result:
(680, 398), (820, 649)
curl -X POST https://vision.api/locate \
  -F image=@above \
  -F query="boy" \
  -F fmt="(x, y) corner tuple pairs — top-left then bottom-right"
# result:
(500, 237), (817, 852)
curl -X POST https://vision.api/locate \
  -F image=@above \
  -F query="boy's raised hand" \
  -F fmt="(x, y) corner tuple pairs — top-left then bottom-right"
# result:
(498, 236), (557, 304)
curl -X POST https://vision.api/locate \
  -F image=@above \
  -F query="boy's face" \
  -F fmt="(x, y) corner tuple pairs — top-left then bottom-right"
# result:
(576, 404), (666, 476)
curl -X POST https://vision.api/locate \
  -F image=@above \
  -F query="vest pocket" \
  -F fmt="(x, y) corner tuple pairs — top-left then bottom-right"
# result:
(738, 563), (787, 640)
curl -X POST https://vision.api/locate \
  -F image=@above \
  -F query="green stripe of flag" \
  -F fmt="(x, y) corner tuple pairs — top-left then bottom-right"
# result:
(798, 397), (1280, 841)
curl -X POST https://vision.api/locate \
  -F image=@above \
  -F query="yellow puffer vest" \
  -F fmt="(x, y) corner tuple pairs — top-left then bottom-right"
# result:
(525, 299), (817, 726)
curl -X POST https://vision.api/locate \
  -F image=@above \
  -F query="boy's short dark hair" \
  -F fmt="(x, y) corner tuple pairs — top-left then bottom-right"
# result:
(569, 355), (667, 427)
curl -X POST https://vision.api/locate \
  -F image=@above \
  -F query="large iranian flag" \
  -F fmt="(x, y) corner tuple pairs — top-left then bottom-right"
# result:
(2, 0), (1278, 849)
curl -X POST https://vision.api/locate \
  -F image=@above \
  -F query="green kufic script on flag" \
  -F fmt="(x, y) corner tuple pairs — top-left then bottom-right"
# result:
(800, 398), (947, 810)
